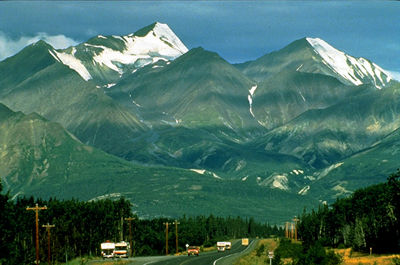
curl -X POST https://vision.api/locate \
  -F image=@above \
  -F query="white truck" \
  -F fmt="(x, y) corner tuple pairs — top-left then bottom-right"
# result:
(101, 241), (115, 259)
(114, 241), (129, 258)
(225, 241), (232, 250)
(217, 241), (226, 252)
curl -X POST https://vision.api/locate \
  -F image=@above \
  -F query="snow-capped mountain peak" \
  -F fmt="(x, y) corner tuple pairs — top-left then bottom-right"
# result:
(120, 22), (188, 60)
(152, 22), (188, 54)
(48, 22), (188, 84)
(306, 37), (392, 89)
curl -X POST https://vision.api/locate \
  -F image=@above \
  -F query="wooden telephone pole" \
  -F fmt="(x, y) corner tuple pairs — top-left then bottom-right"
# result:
(42, 223), (55, 265)
(285, 222), (289, 238)
(173, 220), (180, 254)
(291, 222), (294, 239)
(163, 222), (171, 255)
(26, 203), (47, 265)
(124, 217), (136, 257)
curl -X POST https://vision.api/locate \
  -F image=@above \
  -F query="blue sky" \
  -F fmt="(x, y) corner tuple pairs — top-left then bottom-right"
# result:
(0, 1), (399, 78)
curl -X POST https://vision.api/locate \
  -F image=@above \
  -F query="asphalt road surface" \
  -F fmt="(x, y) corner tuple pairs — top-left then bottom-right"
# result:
(127, 239), (257, 265)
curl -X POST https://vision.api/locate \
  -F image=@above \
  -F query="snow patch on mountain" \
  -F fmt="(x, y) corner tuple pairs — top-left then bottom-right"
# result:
(249, 85), (257, 96)
(291, 169), (304, 175)
(153, 22), (188, 54)
(296, 64), (303, 71)
(190, 169), (222, 179)
(271, 174), (289, 190)
(259, 173), (289, 190)
(304, 175), (316, 181)
(332, 182), (351, 196)
(190, 169), (206, 175)
(212, 172), (222, 179)
(306, 37), (392, 89)
(89, 193), (122, 201)
(298, 185), (310, 195)
(248, 85), (257, 118)
(298, 91), (306, 102)
(49, 49), (92, 81)
(316, 162), (344, 179)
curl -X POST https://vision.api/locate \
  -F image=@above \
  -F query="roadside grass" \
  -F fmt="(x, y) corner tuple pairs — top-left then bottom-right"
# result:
(234, 238), (278, 265)
(234, 238), (400, 265)
(334, 248), (400, 265)
(62, 256), (130, 265)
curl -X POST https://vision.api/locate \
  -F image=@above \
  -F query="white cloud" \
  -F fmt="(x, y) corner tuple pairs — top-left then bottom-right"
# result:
(0, 32), (79, 61)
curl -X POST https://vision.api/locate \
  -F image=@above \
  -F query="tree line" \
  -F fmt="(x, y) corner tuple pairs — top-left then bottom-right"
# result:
(0, 182), (282, 264)
(297, 170), (400, 254)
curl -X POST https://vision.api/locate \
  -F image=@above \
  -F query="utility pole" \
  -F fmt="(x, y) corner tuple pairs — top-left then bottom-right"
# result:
(285, 222), (289, 238)
(163, 222), (171, 255)
(26, 203), (47, 265)
(42, 223), (55, 265)
(291, 222), (294, 239)
(120, 216), (124, 241)
(124, 217), (136, 257)
(293, 217), (299, 241)
(173, 220), (180, 254)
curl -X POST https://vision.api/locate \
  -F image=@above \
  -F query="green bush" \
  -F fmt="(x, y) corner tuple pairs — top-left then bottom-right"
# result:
(256, 243), (265, 257)
(296, 242), (342, 265)
(275, 238), (302, 260)
(393, 257), (400, 265)
(273, 239), (341, 265)
(325, 250), (343, 265)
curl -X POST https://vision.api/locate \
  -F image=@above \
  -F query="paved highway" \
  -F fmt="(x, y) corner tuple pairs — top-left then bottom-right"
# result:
(89, 239), (257, 265)
(126, 239), (257, 265)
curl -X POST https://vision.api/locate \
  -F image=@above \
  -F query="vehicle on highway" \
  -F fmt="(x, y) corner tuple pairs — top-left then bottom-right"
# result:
(217, 241), (226, 252)
(241, 238), (249, 246)
(114, 241), (129, 258)
(225, 241), (232, 250)
(187, 246), (200, 256)
(101, 241), (115, 259)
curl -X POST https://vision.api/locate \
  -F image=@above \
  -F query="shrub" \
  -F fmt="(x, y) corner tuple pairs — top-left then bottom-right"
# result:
(393, 257), (400, 265)
(256, 243), (265, 257)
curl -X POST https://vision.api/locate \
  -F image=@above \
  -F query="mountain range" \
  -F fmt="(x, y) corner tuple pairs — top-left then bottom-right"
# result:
(0, 22), (398, 223)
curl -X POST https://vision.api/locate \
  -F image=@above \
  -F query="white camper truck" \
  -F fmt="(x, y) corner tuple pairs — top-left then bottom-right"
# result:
(101, 241), (115, 259)
(225, 241), (232, 250)
(217, 241), (226, 252)
(114, 241), (129, 258)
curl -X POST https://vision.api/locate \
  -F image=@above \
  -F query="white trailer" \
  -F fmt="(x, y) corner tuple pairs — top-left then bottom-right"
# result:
(114, 241), (129, 258)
